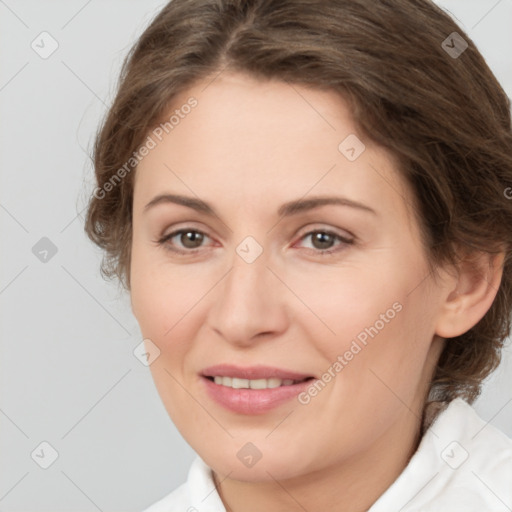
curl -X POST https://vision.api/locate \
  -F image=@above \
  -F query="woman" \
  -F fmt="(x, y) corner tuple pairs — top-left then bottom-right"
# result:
(85, 0), (512, 510)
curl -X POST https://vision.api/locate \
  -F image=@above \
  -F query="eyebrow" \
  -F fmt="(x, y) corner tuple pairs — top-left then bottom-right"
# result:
(143, 193), (377, 217)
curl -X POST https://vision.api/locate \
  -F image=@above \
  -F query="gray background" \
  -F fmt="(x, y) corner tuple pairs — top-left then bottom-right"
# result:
(0, 1), (511, 510)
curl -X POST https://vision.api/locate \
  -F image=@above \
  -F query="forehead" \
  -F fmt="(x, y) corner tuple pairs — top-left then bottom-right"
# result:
(134, 71), (413, 225)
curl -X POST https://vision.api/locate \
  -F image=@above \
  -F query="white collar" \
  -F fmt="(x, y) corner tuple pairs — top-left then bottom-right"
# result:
(369, 397), (512, 511)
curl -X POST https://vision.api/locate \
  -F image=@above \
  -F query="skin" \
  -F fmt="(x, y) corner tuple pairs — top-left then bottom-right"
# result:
(130, 71), (503, 512)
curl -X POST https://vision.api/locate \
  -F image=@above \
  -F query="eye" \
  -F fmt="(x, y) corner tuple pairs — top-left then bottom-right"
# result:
(156, 226), (354, 257)
(295, 229), (354, 255)
(156, 228), (211, 254)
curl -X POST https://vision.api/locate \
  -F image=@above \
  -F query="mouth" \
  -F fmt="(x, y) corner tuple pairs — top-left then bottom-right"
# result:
(200, 364), (316, 414)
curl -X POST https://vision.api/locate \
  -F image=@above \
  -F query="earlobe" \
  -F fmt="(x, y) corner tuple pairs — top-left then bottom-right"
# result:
(435, 251), (505, 339)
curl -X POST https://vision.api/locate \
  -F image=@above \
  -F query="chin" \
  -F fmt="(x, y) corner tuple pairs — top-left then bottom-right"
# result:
(198, 440), (315, 482)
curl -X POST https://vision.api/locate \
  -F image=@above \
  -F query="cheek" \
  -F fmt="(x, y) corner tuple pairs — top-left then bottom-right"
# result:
(290, 276), (437, 459)
(286, 261), (406, 350)
(295, 256), (436, 391)
(131, 273), (195, 346)
(130, 239), (187, 335)
(130, 259), (201, 418)
(130, 249), (213, 370)
(353, 293), (436, 413)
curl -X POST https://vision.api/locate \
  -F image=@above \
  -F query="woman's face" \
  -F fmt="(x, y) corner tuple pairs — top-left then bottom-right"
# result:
(130, 71), (449, 481)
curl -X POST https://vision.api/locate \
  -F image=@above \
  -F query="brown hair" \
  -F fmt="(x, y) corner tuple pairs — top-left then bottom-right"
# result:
(85, 0), (512, 405)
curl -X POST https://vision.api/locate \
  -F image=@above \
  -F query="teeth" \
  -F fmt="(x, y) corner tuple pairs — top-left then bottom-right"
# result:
(211, 376), (302, 389)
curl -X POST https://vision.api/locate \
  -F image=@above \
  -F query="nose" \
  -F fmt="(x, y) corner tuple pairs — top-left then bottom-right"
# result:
(206, 248), (289, 348)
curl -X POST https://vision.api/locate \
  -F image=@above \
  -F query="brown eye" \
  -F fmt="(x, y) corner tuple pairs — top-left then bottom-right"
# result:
(310, 231), (336, 250)
(179, 230), (205, 249)
(296, 229), (354, 256)
(157, 228), (210, 254)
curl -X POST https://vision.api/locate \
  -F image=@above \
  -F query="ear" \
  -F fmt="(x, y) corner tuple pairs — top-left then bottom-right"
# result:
(435, 250), (505, 338)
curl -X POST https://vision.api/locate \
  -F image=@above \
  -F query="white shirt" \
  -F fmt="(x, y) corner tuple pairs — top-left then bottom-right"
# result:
(142, 398), (512, 511)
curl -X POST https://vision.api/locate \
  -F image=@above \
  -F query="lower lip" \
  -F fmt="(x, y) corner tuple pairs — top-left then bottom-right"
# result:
(201, 376), (313, 414)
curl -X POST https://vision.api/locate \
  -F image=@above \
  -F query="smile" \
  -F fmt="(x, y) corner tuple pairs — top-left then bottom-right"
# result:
(201, 365), (315, 414)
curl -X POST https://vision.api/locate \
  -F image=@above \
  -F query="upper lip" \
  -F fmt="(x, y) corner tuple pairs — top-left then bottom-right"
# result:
(201, 364), (313, 381)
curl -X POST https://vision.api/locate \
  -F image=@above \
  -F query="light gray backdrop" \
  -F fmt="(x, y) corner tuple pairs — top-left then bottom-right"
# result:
(1, 1), (511, 510)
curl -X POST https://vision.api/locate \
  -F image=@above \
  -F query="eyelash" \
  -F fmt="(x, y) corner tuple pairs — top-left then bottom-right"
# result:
(155, 227), (354, 257)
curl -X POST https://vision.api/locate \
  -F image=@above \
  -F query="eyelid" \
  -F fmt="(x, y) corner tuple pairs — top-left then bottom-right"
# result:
(158, 220), (212, 239)
(295, 224), (355, 242)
